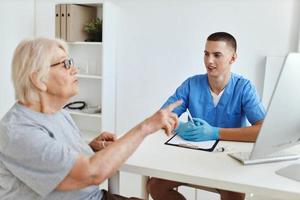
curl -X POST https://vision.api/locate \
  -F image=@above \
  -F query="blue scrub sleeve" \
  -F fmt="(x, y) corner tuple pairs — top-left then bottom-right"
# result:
(242, 81), (266, 124)
(161, 78), (190, 117)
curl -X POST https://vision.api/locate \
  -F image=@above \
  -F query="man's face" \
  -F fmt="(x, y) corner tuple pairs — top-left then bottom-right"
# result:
(46, 47), (78, 99)
(204, 40), (236, 78)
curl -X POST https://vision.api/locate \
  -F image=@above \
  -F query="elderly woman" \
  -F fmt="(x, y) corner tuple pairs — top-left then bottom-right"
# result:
(0, 38), (181, 200)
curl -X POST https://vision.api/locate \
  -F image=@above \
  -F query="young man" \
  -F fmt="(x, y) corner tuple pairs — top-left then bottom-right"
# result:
(147, 32), (265, 200)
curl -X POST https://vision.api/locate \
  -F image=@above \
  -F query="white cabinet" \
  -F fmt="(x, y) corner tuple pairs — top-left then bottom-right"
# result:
(67, 41), (103, 142)
(35, 0), (117, 142)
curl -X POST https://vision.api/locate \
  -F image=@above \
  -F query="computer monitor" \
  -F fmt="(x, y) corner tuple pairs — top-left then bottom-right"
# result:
(228, 53), (300, 166)
(251, 52), (300, 159)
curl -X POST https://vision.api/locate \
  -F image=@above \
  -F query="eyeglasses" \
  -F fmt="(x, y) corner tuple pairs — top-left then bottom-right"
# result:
(50, 58), (74, 69)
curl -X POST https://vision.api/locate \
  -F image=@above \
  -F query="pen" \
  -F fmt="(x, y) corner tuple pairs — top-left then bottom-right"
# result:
(186, 108), (194, 124)
(178, 143), (199, 149)
(215, 147), (227, 152)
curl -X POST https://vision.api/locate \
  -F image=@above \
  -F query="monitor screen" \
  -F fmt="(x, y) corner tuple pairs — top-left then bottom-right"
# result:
(250, 53), (300, 159)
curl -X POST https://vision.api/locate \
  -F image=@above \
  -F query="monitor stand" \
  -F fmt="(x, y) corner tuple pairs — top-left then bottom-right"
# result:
(275, 164), (300, 182)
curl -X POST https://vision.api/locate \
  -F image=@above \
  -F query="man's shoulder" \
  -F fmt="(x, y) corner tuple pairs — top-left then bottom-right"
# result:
(177, 74), (207, 89)
(185, 74), (207, 83)
(231, 73), (251, 86)
(230, 73), (258, 97)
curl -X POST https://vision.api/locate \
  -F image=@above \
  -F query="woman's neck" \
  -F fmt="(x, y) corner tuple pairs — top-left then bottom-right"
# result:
(21, 94), (68, 114)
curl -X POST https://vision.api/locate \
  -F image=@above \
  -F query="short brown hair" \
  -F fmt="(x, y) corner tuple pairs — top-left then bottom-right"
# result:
(207, 32), (237, 52)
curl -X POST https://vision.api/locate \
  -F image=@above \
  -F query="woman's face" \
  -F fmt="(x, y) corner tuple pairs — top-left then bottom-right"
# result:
(46, 46), (78, 100)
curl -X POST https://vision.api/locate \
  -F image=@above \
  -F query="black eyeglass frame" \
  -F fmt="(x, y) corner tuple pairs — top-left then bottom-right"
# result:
(50, 58), (74, 69)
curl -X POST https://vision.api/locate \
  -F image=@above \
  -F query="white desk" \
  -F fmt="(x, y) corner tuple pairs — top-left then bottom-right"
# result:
(109, 131), (300, 200)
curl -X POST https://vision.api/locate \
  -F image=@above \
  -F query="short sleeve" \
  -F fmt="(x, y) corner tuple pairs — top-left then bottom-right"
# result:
(2, 124), (78, 197)
(161, 78), (190, 117)
(242, 81), (266, 124)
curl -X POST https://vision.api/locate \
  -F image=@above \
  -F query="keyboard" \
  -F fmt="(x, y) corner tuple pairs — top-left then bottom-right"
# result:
(228, 151), (300, 165)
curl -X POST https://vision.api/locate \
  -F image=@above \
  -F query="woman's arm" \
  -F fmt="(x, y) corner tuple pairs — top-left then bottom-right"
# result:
(56, 100), (182, 190)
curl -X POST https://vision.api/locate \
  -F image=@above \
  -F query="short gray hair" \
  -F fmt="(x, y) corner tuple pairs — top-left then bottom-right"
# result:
(11, 37), (68, 103)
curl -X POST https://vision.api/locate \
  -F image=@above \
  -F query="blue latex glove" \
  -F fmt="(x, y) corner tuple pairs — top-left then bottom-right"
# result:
(175, 118), (219, 141)
(175, 121), (199, 139)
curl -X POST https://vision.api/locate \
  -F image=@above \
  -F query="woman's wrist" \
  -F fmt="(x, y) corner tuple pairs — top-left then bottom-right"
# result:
(138, 119), (153, 137)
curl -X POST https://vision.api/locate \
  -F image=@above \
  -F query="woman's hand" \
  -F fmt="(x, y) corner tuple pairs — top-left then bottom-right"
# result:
(89, 132), (117, 152)
(141, 100), (182, 136)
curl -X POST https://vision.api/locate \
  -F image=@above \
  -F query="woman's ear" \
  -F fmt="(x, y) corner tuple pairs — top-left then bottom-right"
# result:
(29, 72), (47, 92)
(229, 53), (237, 64)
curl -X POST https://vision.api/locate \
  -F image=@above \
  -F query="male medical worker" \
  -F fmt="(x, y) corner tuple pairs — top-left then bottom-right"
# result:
(147, 32), (266, 200)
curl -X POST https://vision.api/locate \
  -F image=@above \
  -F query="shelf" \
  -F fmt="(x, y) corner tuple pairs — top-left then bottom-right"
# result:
(51, 1), (116, 140)
(67, 41), (102, 46)
(77, 74), (102, 79)
(68, 110), (101, 118)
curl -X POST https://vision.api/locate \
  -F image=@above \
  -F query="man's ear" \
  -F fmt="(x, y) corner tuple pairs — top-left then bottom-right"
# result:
(29, 72), (47, 92)
(229, 53), (237, 64)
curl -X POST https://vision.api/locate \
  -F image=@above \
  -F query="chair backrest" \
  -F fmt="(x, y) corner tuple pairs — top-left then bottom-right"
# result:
(262, 56), (285, 109)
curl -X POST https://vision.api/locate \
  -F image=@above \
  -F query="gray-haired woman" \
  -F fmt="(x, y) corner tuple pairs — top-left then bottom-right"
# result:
(0, 37), (181, 200)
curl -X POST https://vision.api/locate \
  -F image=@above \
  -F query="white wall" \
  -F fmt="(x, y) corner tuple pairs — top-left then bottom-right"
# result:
(0, 0), (35, 118)
(114, 0), (300, 198)
(2, 0), (300, 199)
(115, 0), (300, 134)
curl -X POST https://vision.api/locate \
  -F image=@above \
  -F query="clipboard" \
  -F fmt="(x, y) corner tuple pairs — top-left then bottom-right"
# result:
(165, 134), (219, 152)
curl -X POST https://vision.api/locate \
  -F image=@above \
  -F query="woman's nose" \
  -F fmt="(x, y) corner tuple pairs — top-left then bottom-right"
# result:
(70, 65), (78, 75)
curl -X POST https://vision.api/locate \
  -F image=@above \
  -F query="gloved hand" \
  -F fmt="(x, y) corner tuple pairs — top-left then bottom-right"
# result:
(175, 121), (199, 140)
(175, 118), (219, 141)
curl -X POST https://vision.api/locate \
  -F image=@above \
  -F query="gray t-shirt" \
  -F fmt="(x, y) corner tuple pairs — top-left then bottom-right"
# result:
(0, 103), (103, 200)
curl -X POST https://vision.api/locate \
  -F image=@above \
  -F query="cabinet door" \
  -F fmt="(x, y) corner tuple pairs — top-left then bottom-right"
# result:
(66, 4), (96, 42)
(55, 4), (61, 38)
(60, 4), (67, 40)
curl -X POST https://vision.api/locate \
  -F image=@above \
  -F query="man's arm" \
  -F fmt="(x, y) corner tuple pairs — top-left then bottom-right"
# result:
(219, 120), (263, 142)
(56, 100), (182, 191)
(161, 78), (192, 116)
(218, 79), (266, 142)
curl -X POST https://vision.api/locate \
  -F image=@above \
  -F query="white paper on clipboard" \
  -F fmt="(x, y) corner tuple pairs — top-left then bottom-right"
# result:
(166, 134), (217, 150)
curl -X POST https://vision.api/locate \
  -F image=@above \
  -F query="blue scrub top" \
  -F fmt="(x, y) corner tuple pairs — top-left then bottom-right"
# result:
(162, 73), (265, 128)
